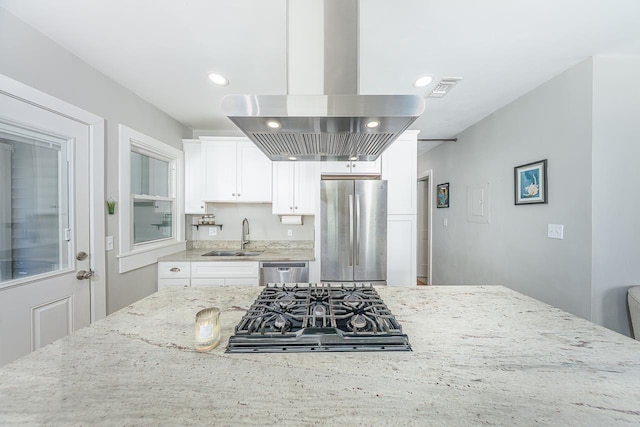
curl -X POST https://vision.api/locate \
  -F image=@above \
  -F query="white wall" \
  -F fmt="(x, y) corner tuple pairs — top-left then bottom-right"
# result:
(0, 8), (192, 314)
(591, 56), (640, 335)
(188, 204), (314, 242)
(419, 60), (594, 321)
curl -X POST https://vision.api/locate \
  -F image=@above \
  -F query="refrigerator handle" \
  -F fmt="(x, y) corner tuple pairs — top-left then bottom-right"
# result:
(349, 194), (354, 267)
(356, 194), (361, 266)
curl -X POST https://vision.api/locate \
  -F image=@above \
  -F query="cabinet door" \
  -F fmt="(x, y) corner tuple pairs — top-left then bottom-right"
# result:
(203, 140), (237, 202)
(236, 141), (272, 202)
(272, 162), (295, 214)
(320, 161), (352, 174)
(350, 158), (381, 175)
(293, 162), (319, 215)
(382, 136), (417, 214)
(183, 140), (206, 214)
(386, 215), (416, 286)
(320, 159), (381, 175)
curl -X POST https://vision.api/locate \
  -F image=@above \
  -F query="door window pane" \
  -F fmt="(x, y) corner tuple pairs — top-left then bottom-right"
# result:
(0, 129), (70, 284)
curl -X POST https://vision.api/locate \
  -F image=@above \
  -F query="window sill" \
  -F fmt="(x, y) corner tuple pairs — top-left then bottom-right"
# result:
(118, 240), (186, 273)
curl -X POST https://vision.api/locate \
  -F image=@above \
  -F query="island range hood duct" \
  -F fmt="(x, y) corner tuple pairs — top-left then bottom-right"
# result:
(221, 0), (425, 161)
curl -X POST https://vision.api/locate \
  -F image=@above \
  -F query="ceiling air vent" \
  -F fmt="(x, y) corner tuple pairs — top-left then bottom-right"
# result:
(428, 77), (462, 98)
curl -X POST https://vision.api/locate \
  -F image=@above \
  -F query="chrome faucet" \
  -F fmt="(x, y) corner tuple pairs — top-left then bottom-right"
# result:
(241, 218), (250, 250)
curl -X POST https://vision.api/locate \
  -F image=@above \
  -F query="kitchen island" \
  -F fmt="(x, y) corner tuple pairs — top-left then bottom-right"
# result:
(0, 285), (638, 426)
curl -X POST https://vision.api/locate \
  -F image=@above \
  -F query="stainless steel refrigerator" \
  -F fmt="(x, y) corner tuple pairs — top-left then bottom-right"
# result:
(321, 180), (387, 284)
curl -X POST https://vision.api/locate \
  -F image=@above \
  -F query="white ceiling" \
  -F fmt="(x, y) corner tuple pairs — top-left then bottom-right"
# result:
(2, 0), (640, 154)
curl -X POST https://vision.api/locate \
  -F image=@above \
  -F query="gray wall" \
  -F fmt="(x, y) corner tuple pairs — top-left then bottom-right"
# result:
(419, 60), (594, 321)
(591, 56), (640, 335)
(0, 8), (192, 314)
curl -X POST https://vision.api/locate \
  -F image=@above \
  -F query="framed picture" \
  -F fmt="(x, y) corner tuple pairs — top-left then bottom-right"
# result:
(436, 182), (450, 208)
(514, 159), (547, 205)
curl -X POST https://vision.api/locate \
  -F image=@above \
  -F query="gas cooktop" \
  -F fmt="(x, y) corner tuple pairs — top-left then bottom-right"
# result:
(226, 283), (411, 353)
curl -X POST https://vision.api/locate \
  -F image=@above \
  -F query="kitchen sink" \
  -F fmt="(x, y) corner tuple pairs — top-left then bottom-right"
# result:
(236, 251), (263, 256)
(202, 250), (263, 257)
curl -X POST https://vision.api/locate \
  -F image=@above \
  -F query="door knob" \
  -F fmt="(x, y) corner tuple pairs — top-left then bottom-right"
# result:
(76, 269), (94, 280)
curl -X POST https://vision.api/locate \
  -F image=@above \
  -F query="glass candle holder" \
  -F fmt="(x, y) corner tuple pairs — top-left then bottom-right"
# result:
(194, 307), (221, 352)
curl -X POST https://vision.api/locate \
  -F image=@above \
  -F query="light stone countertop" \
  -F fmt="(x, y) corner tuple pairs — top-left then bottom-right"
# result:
(0, 285), (639, 426)
(158, 247), (315, 262)
(159, 240), (315, 262)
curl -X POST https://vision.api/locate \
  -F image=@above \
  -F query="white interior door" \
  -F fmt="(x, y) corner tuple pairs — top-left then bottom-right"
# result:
(0, 92), (91, 366)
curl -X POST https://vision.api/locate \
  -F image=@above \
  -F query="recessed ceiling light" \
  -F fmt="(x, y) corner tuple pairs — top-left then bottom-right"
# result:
(208, 73), (229, 86)
(266, 120), (281, 129)
(414, 75), (433, 88)
(365, 120), (380, 129)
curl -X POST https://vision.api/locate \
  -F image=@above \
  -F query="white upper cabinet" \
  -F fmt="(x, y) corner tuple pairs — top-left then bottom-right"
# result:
(203, 139), (236, 202)
(320, 158), (381, 175)
(183, 139), (206, 214)
(236, 141), (272, 202)
(381, 131), (418, 215)
(200, 137), (272, 203)
(272, 161), (319, 215)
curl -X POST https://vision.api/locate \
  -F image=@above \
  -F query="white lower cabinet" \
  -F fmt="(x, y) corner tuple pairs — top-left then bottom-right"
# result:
(158, 262), (191, 289)
(386, 215), (417, 286)
(158, 261), (259, 289)
(191, 262), (259, 286)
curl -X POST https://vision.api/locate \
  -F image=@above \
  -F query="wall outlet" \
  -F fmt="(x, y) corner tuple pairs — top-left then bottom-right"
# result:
(209, 227), (217, 236)
(547, 224), (564, 239)
(287, 229), (293, 236)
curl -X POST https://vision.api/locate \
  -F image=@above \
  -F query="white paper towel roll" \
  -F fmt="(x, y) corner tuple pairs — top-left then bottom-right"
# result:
(280, 215), (303, 225)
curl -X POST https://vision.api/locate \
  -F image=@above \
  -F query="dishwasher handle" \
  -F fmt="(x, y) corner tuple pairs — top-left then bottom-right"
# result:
(260, 262), (307, 268)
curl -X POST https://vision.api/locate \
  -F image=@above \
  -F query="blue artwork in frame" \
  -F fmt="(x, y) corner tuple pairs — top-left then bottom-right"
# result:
(514, 159), (547, 205)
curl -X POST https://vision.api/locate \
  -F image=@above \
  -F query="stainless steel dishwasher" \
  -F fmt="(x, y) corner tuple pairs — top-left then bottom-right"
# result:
(259, 261), (309, 286)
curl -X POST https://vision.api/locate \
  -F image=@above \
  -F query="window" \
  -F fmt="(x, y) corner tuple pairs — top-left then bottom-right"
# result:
(0, 123), (70, 285)
(118, 125), (184, 273)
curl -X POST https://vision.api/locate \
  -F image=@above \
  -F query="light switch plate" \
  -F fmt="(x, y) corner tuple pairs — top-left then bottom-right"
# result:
(444, 218), (448, 227)
(548, 224), (564, 239)
(106, 235), (114, 251)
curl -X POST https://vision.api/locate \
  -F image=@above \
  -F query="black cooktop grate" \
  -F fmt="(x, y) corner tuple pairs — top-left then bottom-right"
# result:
(226, 283), (411, 353)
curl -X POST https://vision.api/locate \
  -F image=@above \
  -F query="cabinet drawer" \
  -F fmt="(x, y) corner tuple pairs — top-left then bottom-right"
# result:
(191, 278), (226, 287)
(158, 262), (191, 279)
(191, 262), (259, 279)
(158, 278), (190, 289)
(226, 278), (259, 286)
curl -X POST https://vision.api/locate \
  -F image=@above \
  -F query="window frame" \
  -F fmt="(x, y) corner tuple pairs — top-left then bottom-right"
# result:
(117, 125), (185, 273)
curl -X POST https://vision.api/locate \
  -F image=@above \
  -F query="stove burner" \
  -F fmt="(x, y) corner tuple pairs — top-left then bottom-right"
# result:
(351, 314), (367, 329)
(227, 283), (411, 353)
(273, 314), (287, 329)
(311, 303), (327, 317)
(275, 293), (295, 309)
(343, 294), (364, 308)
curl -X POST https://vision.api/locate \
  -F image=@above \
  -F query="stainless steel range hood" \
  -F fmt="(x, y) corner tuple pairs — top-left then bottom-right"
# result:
(222, 0), (425, 161)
